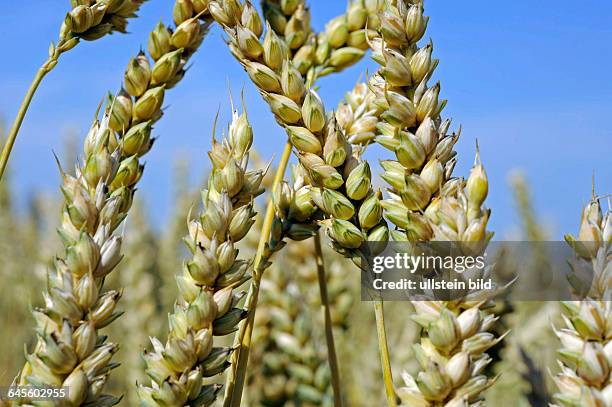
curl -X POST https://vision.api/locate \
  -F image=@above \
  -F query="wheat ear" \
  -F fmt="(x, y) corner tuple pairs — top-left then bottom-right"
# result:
(14, 3), (212, 404)
(552, 196), (611, 406)
(395, 155), (501, 406)
(260, 0), (381, 83)
(366, 1), (506, 404)
(137, 102), (265, 406)
(0, 0), (148, 181)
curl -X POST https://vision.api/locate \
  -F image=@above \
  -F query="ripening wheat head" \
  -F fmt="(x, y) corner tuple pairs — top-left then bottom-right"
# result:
(553, 196), (611, 407)
(137, 103), (267, 406)
(14, 2), (213, 404)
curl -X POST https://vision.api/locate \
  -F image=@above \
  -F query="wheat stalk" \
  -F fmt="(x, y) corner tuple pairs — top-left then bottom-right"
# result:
(552, 195), (611, 407)
(13, 3), (212, 405)
(247, 238), (354, 405)
(137, 101), (266, 406)
(0, 0), (148, 181)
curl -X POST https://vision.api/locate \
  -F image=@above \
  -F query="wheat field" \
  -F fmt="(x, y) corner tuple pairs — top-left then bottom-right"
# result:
(0, 1), (610, 406)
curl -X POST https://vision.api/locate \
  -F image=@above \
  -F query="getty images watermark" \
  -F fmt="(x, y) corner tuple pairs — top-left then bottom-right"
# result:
(359, 241), (596, 301)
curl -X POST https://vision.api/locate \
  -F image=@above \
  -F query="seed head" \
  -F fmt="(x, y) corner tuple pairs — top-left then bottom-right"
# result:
(347, 0), (368, 31)
(405, 2), (428, 43)
(328, 47), (365, 69)
(328, 218), (364, 249)
(237, 25), (264, 59)
(345, 161), (371, 200)
(358, 192), (383, 230)
(466, 150), (488, 210)
(287, 126), (322, 155)
(326, 16), (349, 49)
(281, 60), (306, 103)
(173, 0), (193, 25)
(264, 93), (303, 124)
(321, 188), (355, 220)
(245, 61), (282, 93)
(241, 2), (263, 37)
(263, 26), (288, 70)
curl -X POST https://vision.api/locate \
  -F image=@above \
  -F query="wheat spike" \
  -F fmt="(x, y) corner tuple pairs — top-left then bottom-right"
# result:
(365, 1), (504, 404)
(211, 0), (388, 257)
(552, 195), (611, 407)
(14, 2), (213, 404)
(395, 156), (500, 406)
(367, 0), (459, 243)
(137, 103), (265, 406)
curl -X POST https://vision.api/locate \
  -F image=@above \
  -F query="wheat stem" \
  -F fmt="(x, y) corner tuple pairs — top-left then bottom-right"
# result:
(224, 140), (293, 407)
(0, 53), (57, 181)
(374, 300), (397, 407)
(314, 230), (343, 407)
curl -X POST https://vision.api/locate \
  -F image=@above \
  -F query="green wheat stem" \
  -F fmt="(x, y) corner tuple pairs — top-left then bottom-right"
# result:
(314, 230), (343, 407)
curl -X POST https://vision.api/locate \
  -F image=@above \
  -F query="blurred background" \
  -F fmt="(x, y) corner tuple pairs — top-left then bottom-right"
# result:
(0, 1), (611, 405)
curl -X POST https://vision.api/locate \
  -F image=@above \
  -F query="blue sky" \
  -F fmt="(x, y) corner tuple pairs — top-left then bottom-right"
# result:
(1, 1), (611, 238)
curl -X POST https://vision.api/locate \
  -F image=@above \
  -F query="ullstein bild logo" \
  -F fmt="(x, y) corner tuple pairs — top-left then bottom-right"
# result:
(359, 241), (598, 301)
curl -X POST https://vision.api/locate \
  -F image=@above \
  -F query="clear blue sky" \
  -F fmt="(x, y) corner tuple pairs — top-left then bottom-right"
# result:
(1, 1), (610, 238)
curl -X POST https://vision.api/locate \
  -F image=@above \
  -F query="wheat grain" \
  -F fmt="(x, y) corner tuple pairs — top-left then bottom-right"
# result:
(137, 102), (265, 406)
(13, 3), (212, 404)
(552, 195), (611, 407)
